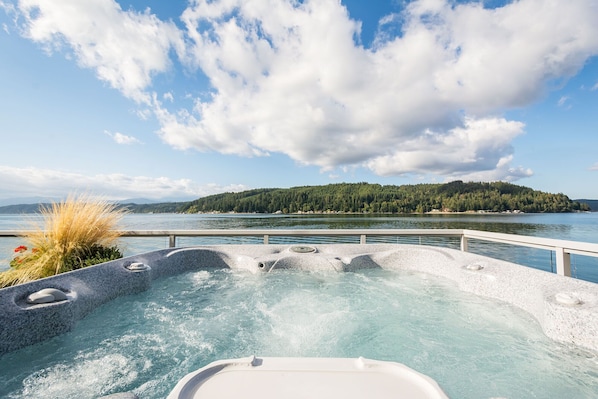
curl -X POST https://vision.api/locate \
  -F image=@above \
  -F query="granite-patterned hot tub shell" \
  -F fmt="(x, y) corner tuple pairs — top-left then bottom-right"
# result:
(0, 244), (596, 356)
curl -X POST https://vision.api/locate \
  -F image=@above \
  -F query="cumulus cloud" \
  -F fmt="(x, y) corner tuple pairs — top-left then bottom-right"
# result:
(0, 166), (248, 201)
(16, 0), (184, 103)
(365, 117), (527, 176)
(163, 92), (174, 102)
(11, 0), (598, 182)
(105, 130), (141, 145)
(156, 0), (598, 180)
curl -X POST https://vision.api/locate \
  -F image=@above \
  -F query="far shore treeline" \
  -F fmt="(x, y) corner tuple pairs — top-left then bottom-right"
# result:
(175, 181), (591, 214)
(0, 181), (593, 215)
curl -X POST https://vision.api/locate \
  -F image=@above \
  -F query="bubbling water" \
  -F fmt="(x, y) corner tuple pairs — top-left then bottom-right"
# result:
(1, 268), (597, 399)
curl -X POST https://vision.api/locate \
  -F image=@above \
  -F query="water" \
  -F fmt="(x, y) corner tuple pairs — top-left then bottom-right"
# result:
(2, 212), (598, 282)
(1, 268), (597, 399)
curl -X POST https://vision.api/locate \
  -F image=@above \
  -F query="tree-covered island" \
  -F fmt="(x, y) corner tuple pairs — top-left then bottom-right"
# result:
(0, 181), (591, 214)
(178, 181), (590, 214)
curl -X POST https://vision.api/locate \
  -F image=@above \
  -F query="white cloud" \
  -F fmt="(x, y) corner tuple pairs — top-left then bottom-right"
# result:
(16, 0), (184, 103)
(365, 117), (526, 176)
(11, 0), (598, 182)
(135, 108), (153, 121)
(155, 0), (598, 181)
(105, 130), (141, 145)
(446, 155), (533, 183)
(590, 163), (598, 171)
(0, 1), (15, 14)
(0, 166), (248, 201)
(163, 92), (174, 102)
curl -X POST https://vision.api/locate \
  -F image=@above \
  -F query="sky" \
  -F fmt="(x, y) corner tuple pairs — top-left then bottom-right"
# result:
(0, 0), (597, 205)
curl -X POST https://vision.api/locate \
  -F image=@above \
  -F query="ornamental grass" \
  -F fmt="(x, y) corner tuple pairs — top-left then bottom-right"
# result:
(0, 194), (127, 288)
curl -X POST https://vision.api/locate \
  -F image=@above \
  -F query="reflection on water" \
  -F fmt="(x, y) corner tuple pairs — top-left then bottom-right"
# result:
(1, 213), (597, 282)
(117, 212), (593, 240)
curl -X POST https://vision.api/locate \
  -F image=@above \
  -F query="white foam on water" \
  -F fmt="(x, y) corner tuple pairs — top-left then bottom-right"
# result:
(16, 352), (138, 398)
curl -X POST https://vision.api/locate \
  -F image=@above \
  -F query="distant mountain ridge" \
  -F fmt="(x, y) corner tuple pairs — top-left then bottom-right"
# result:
(0, 201), (185, 214)
(0, 196), (61, 207)
(0, 182), (594, 214)
(0, 196), (193, 207)
(0, 197), (194, 214)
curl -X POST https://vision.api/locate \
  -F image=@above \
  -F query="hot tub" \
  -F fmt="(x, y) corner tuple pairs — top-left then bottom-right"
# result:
(0, 244), (596, 398)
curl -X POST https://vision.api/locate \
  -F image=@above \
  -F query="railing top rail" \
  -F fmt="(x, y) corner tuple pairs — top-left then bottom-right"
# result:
(118, 228), (465, 237)
(462, 229), (598, 254)
(0, 228), (465, 237)
(1, 228), (598, 257)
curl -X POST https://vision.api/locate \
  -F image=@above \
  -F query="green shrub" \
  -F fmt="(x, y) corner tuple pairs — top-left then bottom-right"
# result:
(62, 244), (123, 270)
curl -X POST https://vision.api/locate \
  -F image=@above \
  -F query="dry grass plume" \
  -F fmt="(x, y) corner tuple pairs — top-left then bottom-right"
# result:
(0, 194), (127, 287)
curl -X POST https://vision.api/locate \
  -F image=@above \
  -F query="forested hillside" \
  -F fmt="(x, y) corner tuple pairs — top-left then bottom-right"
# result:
(180, 181), (590, 214)
(0, 181), (590, 214)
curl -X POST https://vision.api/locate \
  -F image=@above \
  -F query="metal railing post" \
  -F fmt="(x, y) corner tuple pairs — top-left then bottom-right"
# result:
(555, 247), (571, 277)
(360, 234), (366, 244)
(460, 235), (468, 252)
(264, 234), (269, 245)
(169, 235), (176, 248)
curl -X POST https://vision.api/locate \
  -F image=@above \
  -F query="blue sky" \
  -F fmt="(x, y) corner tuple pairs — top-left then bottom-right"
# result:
(0, 0), (597, 205)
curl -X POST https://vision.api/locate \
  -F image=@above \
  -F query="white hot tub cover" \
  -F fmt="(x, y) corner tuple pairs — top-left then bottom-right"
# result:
(167, 356), (449, 399)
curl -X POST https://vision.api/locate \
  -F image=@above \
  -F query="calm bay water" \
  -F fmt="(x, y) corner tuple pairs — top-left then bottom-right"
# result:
(1, 212), (597, 282)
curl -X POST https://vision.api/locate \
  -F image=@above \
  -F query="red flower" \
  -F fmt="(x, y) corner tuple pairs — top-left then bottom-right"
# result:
(14, 245), (27, 253)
